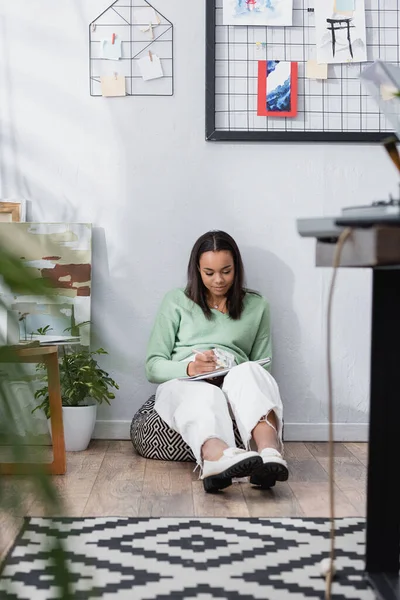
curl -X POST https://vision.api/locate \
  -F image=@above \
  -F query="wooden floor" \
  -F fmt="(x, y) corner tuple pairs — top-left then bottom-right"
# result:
(0, 441), (367, 562)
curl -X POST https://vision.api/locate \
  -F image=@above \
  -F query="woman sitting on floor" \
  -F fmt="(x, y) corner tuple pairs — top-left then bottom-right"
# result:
(145, 230), (288, 493)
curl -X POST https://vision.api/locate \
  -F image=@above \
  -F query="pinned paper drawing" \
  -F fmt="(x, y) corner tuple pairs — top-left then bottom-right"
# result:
(223, 0), (293, 26)
(257, 60), (298, 117)
(315, 0), (367, 64)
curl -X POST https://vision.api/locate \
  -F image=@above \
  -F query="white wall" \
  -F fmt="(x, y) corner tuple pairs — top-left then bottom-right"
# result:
(0, 1), (398, 441)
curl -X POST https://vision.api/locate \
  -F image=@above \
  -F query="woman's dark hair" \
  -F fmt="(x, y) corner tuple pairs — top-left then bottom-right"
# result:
(185, 230), (246, 320)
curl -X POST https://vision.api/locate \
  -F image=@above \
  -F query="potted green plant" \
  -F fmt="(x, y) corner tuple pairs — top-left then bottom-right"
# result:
(33, 347), (119, 451)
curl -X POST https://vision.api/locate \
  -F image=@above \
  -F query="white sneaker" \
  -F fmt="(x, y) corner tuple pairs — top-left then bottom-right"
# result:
(202, 447), (262, 493)
(250, 448), (289, 489)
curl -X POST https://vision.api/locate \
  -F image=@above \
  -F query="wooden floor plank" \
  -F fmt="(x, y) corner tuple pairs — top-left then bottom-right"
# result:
(242, 481), (304, 517)
(106, 441), (135, 455)
(316, 456), (366, 484)
(283, 442), (314, 460)
(288, 482), (361, 517)
(138, 460), (194, 517)
(192, 481), (249, 517)
(78, 440), (110, 455)
(338, 482), (367, 517)
(28, 442), (109, 517)
(343, 442), (368, 466)
(305, 442), (354, 458)
(83, 451), (146, 517)
(0, 514), (24, 563)
(0, 477), (36, 517)
(141, 460), (193, 495)
(287, 457), (329, 483)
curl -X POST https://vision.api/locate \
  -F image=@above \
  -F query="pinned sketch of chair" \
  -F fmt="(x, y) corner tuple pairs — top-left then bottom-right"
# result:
(89, 0), (173, 96)
(326, 17), (355, 58)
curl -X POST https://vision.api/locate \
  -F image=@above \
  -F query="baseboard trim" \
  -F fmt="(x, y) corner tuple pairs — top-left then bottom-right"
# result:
(93, 420), (131, 440)
(283, 423), (369, 442)
(93, 421), (369, 442)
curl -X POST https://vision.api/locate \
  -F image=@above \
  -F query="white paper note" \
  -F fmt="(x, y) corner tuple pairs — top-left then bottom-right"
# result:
(101, 37), (122, 61)
(138, 54), (164, 81)
(100, 75), (126, 97)
(134, 7), (159, 25)
(306, 60), (328, 80)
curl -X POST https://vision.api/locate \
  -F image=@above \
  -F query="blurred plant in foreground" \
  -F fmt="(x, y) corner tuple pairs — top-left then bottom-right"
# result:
(0, 242), (73, 599)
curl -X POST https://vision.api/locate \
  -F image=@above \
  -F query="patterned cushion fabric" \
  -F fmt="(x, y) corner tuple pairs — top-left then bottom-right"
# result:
(130, 395), (245, 462)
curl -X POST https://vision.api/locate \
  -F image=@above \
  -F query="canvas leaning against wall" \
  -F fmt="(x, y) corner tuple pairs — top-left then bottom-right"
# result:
(0, 223), (92, 441)
(0, 223), (92, 347)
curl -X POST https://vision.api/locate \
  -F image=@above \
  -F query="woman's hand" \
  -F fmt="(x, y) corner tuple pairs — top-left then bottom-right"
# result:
(187, 350), (217, 377)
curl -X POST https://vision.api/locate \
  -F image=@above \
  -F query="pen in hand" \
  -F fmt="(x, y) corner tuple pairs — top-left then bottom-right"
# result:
(192, 349), (218, 370)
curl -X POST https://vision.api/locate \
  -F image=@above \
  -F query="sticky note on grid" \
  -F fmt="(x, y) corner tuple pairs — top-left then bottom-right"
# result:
(138, 54), (164, 81)
(306, 60), (328, 80)
(101, 38), (122, 60)
(100, 75), (126, 97)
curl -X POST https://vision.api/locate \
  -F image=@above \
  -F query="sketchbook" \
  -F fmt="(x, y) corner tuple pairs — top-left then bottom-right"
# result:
(179, 357), (271, 382)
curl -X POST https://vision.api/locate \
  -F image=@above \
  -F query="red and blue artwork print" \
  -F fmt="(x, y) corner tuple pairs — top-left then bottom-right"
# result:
(257, 60), (298, 117)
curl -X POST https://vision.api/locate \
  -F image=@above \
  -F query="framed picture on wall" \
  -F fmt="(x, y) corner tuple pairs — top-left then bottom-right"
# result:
(0, 201), (26, 223)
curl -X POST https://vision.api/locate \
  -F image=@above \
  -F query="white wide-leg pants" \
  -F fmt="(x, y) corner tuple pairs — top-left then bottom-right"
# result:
(154, 362), (284, 465)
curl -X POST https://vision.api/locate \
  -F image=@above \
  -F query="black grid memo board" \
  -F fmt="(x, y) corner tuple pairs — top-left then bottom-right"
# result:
(90, 0), (173, 96)
(206, 0), (400, 142)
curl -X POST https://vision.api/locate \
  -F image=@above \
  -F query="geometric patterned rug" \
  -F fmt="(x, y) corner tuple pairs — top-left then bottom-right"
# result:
(0, 517), (375, 599)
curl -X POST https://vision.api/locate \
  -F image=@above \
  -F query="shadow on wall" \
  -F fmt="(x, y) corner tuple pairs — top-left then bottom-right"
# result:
(90, 226), (154, 414)
(241, 245), (320, 425)
(91, 226), (137, 370)
(0, 16), (23, 199)
(242, 245), (370, 431)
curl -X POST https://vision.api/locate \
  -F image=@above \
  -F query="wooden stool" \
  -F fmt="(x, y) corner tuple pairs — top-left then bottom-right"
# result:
(0, 345), (66, 475)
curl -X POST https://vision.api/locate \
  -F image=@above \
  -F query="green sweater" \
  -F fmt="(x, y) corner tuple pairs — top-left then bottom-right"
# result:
(145, 288), (272, 384)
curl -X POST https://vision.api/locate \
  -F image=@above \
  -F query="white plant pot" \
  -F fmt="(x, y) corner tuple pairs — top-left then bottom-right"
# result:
(48, 402), (97, 452)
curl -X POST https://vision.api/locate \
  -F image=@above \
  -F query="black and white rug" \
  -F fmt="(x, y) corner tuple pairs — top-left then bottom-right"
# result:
(0, 517), (374, 599)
